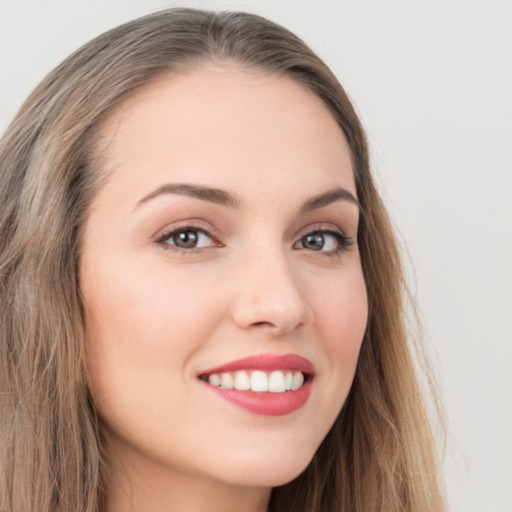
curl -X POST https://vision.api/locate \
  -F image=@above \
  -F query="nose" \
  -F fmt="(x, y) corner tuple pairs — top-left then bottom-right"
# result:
(229, 247), (313, 336)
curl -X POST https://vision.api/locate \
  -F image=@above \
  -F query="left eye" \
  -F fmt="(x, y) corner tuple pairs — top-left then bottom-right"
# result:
(161, 228), (215, 249)
(294, 231), (344, 252)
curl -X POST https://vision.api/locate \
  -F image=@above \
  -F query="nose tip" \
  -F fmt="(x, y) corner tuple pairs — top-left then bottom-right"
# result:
(230, 259), (313, 336)
(232, 300), (312, 336)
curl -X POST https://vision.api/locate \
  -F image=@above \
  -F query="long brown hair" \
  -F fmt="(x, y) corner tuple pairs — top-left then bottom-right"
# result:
(0, 8), (445, 511)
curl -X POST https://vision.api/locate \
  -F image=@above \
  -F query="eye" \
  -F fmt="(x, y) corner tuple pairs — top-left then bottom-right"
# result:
(157, 227), (217, 250)
(294, 229), (352, 254)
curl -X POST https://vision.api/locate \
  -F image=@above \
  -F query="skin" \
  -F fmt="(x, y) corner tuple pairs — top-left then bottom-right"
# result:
(80, 64), (368, 512)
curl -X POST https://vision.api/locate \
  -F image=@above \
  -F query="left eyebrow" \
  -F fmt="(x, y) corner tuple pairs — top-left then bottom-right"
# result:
(299, 187), (360, 214)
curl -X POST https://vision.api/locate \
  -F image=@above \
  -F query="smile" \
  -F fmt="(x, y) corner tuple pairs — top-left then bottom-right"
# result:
(198, 354), (315, 416)
(202, 369), (305, 393)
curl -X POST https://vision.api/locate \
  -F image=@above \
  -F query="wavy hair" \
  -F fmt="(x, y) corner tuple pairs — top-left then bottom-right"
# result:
(0, 8), (445, 511)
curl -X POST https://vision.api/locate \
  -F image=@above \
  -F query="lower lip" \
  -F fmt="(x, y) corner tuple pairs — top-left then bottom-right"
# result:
(202, 380), (313, 416)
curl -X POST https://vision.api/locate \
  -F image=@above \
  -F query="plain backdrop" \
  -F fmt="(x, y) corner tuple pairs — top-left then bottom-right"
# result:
(1, 1), (510, 511)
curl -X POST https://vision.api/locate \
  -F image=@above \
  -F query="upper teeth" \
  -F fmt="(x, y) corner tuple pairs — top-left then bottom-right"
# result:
(207, 370), (304, 393)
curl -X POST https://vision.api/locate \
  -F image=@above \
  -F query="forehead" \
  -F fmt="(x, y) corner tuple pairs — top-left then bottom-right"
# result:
(95, 64), (355, 207)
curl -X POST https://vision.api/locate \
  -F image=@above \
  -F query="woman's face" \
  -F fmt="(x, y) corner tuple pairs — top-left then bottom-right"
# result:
(81, 65), (367, 498)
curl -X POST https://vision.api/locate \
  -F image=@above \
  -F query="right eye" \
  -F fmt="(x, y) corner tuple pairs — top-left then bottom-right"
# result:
(157, 227), (217, 250)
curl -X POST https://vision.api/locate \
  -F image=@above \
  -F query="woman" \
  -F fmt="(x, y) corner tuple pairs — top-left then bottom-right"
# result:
(0, 8), (445, 512)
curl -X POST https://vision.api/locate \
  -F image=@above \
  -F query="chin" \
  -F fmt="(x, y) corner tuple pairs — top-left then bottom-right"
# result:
(212, 446), (315, 488)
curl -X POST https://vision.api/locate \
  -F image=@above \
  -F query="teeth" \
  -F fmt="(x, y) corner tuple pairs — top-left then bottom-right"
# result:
(209, 373), (221, 387)
(268, 371), (286, 393)
(250, 370), (268, 392)
(220, 373), (234, 389)
(207, 370), (306, 393)
(285, 372), (293, 390)
(234, 370), (250, 390)
(291, 371), (304, 391)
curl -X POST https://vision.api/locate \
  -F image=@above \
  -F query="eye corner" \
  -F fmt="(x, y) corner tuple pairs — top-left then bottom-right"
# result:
(293, 225), (355, 257)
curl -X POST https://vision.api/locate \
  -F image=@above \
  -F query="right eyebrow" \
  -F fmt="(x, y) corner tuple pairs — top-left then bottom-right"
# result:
(135, 183), (241, 210)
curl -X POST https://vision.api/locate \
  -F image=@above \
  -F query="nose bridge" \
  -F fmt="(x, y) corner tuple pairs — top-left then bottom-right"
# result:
(230, 239), (312, 335)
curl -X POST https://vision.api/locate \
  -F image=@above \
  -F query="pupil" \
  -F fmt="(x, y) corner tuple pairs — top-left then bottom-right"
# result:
(304, 233), (324, 251)
(175, 230), (198, 248)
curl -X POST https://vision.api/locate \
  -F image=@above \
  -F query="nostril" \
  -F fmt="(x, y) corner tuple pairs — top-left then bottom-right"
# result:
(230, 286), (312, 335)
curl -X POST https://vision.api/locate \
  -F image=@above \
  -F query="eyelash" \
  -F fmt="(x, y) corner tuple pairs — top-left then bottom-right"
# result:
(154, 224), (222, 254)
(154, 224), (354, 257)
(294, 228), (354, 256)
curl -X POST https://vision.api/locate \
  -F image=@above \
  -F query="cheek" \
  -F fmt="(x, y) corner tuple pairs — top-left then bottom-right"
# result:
(309, 266), (367, 399)
(315, 265), (368, 348)
(81, 257), (222, 412)
(83, 253), (218, 349)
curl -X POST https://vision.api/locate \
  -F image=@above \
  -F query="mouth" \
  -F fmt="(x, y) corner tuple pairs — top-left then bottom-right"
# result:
(199, 369), (310, 393)
(198, 354), (315, 416)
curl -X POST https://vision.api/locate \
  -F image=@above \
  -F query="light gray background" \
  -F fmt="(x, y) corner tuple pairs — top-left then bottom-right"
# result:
(1, 1), (510, 511)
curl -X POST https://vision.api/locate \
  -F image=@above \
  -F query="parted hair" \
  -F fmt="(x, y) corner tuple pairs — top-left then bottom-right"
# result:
(0, 8), (445, 511)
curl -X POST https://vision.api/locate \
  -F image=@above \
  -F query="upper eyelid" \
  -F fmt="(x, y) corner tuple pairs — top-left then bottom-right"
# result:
(294, 228), (351, 246)
(154, 220), (345, 237)
(293, 222), (347, 239)
(158, 226), (213, 241)
(154, 226), (221, 253)
(153, 220), (221, 243)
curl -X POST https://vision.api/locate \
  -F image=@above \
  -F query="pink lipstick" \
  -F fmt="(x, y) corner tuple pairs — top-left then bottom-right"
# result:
(198, 354), (315, 416)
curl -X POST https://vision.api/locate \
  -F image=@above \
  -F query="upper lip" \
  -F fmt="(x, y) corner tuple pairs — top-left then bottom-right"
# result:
(198, 353), (316, 377)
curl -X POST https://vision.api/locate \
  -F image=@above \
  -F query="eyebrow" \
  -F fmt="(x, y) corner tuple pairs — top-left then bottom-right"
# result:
(135, 183), (359, 212)
(136, 183), (241, 209)
(298, 187), (360, 213)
